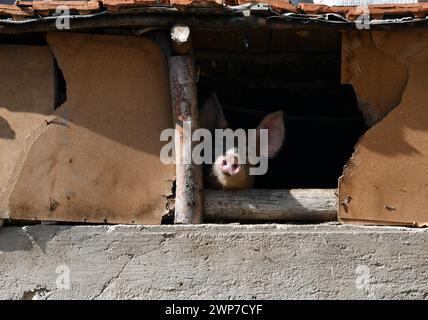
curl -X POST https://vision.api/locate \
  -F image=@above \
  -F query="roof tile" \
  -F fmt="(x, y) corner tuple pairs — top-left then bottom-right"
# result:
(266, 0), (298, 13)
(299, 3), (351, 16)
(365, 4), (428, 19)
(0, 0), (426, 22)
(168, 0), (223, 8)
(102, 0), (169, 13)
(0, 4), (34, 18)
(29, 0), (100, 15)
(237, 0), (298, 13)
(299, 2), (428, 20)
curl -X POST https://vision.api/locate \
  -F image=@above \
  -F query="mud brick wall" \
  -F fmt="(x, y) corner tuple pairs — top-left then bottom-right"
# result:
(0, 33), (174, 224)
(340, 30), (428, 226)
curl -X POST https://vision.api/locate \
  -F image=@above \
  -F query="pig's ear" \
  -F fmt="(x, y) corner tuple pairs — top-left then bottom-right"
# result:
(257, 111), (285, 158)
(199, 93), (228, 132)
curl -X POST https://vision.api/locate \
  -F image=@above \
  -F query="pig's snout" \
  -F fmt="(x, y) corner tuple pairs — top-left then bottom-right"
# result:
(220, 155), (241, 176)
(211, 151), (254, 190)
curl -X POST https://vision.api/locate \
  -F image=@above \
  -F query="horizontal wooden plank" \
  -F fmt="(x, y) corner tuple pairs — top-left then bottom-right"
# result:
(204, 188), (338, 222)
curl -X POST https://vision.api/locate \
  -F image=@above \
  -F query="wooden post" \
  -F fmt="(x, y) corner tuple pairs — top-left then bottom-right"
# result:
(169, 25), (204, 224)
(204, 189), (338, 222)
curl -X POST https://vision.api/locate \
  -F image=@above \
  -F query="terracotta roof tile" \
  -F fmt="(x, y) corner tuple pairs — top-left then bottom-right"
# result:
(267, 0), (299, 13)
(298, 3), (351, 16)
(169, 0), (223, 7)
(0, 4), (34, 18)
(237, 0), (298, 13)
(299, 3), (428, 20)
(0, 0), (427, 22)
(31, 0), (100, 11)
(365, 4), (428, 19)
(102, 0), (168, 13)
(29, 0), (100, 15)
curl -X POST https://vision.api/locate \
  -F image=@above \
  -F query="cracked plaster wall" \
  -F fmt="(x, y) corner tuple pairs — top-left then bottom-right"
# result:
(0, 224), (427, 300)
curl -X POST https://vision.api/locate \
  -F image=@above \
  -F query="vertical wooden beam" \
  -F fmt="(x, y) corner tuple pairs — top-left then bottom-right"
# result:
(169, 25), (204, 224)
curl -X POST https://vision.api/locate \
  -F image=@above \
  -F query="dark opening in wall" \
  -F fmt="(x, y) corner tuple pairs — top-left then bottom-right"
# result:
(195, 28), (368, 189)
(54, 58), (67, 109)
(0, 32), (48, 46)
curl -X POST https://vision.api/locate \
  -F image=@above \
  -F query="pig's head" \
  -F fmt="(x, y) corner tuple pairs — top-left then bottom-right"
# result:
(200, 93), (285, 190)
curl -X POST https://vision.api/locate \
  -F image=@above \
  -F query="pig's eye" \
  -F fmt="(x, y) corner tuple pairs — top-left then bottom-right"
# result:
(232, 164), (239, 170)
(222, 160), (227, 166)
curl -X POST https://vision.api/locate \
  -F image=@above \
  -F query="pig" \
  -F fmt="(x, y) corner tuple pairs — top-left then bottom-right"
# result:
(199, 93), (285, 190)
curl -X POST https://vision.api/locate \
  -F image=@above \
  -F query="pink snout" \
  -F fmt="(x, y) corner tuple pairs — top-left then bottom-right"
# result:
(220, 155), (241, 176)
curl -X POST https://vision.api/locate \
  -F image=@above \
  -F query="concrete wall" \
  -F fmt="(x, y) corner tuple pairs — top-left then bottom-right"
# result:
(0, 223), (427, 300)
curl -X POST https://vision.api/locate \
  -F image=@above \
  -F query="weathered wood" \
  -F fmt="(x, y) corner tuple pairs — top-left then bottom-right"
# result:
(195, 51), (339, 63)
(169, 55), (204, 224)
(171, 23), (192, 55)
(204, 189), (337, 222)
(0, 14), (424, 35)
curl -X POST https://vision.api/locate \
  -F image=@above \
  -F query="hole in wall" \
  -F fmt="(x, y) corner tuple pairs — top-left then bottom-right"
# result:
(0, 32), (48, 46)
(162, 180), (176, 225)
(21, 287), (51, 300)
(194, 28), (369, 189)
(54, 57), (67, 109)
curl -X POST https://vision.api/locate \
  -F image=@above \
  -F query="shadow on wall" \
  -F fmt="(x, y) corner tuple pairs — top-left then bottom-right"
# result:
(339, 31), (428, 227)
(0, 225), (73, 253)
(343, 31), (428, 157)
(0, 34), (171, 157)
(0, 116), (15, 140)
(0, 33), (175, 224)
